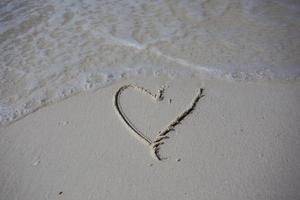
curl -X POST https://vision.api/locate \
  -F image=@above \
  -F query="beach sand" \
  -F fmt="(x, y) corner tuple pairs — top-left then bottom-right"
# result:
(0, 76), (299, 199)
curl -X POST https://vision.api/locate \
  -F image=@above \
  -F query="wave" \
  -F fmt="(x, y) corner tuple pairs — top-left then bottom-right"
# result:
(1, 0), (300, 126)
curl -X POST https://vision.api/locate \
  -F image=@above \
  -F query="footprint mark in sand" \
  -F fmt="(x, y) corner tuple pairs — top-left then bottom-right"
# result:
(113, 84), (205, 161)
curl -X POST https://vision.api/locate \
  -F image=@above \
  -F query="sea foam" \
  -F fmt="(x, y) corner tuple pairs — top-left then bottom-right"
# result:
(1, 0), (300, 126)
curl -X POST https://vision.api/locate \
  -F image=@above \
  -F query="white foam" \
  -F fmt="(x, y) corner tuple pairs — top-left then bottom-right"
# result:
(1, 0), (299, 126)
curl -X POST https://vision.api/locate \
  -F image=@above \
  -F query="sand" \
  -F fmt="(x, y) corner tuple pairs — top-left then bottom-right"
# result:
(0, 76), (299, 200)
(1, 1), (300, 199)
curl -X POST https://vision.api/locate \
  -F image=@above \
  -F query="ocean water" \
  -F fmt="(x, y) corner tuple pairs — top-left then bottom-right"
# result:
(1, 0), (300, 126)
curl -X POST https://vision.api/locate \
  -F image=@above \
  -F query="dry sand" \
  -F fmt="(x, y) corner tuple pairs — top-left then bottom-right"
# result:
(0, 76), (299, 199)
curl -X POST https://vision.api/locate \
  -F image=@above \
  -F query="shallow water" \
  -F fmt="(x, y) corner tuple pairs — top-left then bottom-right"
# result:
(1, 0), (300, 125)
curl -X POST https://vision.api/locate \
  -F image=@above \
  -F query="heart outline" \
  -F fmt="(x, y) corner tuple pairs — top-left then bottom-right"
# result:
(113, 84), (205, 160)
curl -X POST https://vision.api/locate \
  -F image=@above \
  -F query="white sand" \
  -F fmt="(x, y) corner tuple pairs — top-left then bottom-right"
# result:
(1, 77), (299, 199)
(1, 1), (300, 199)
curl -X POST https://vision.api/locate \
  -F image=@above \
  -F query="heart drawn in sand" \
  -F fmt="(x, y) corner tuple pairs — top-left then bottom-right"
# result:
(113, 84), (205, 161)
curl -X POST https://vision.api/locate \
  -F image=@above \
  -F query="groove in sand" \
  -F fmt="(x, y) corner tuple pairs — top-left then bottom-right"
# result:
(113, 84), (205, 160)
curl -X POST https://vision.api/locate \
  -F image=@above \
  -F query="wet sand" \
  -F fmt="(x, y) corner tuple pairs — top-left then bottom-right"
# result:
(1, 76), (299, 199)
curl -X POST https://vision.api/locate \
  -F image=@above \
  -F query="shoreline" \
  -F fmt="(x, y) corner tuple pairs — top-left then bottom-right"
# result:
(1, 75), (299, 129)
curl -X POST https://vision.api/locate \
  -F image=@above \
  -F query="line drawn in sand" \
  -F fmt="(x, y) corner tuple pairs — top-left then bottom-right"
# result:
(113, 84), (205, 161)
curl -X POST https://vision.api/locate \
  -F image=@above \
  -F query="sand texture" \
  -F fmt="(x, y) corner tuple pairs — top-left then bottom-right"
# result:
(0, 77), (299, 200)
